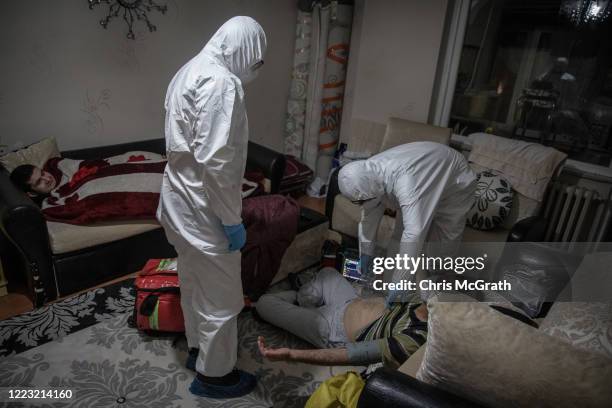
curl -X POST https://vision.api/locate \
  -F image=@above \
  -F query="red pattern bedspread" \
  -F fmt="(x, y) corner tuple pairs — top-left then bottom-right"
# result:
(42, 152), (261, 225)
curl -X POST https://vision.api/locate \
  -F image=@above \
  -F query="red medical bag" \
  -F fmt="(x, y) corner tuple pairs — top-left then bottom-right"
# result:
(133, 258), (185, 333)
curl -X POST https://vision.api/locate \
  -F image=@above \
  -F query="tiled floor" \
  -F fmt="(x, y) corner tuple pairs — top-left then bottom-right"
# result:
(0, 196), (326, 320)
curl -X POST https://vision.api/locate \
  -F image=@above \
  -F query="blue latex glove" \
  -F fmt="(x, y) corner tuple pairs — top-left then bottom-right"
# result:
(223, 223), (247, 251)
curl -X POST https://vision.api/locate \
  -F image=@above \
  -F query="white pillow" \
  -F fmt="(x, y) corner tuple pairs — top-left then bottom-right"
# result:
(0, 137), (61, 172)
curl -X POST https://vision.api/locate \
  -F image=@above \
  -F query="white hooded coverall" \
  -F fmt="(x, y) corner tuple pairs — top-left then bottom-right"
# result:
(338, 142), (476, 282)
(157, 16), (266, 376)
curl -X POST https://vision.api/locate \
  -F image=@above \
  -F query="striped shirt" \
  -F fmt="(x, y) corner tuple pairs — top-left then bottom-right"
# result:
(355, 302), (427, 369)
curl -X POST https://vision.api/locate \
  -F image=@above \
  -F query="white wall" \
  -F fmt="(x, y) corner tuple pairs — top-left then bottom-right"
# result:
(0, 0), (296, 152)
(341, 0), (449, 142)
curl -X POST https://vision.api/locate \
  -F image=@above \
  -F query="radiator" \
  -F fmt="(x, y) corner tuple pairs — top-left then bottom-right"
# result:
(542, 182), (612, 244)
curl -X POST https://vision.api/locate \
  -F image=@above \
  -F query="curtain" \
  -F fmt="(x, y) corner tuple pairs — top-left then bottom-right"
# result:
(284, 0), (353, 197)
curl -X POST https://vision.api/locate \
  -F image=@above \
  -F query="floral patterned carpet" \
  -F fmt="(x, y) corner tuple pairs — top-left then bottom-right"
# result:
(0, 278), (360, 407)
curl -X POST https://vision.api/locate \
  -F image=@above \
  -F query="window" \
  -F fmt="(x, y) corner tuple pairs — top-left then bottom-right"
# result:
(449, 0), (612, 167)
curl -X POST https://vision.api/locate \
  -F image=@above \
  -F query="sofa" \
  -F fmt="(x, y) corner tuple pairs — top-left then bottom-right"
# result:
(0, 138), (327, 307)
(356, 248), (612, 408)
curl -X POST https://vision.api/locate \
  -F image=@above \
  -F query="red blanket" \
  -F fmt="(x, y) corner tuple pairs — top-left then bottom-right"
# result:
(42, 152), (261, 225)
(241, 195), (300, 299)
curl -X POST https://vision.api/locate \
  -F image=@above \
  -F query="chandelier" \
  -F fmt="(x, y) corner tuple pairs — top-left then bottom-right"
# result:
(560, 0), (611, 25)
(88, 0), (167, 39)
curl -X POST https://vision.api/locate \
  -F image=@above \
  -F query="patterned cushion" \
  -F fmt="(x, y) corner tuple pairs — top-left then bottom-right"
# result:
(540, 302), (612, 359)
(0, 137), (61, 172)
(417, 297), (612, 407)
(467, 170), (513, 230)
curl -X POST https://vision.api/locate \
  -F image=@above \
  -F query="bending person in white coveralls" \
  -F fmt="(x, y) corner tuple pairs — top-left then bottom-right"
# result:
(338, 142), (476, 302)
(157, 16), (266, 399)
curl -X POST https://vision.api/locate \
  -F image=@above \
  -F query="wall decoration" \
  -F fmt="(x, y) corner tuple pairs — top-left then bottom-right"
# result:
(87, 0), (167, 39)
(82, 89), (112, 135)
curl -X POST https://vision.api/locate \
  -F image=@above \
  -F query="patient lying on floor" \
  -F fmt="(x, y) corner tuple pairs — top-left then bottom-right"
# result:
(256, 267), (427, 369)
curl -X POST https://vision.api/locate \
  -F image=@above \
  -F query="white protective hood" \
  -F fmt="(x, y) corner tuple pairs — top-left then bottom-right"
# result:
(338, 160), (385, 202)
(202, 16), (267, 84)
(158, 16), (267, 254)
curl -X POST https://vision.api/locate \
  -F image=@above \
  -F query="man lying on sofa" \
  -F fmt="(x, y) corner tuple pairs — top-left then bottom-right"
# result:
(256, 267), (428, 368)
(9, 153), (265, 226)
(10, 164), (57, 197)
(9, 152), (168, 225)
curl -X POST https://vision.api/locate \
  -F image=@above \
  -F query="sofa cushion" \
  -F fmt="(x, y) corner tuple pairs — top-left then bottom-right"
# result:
(468, 162), (541, 229)
(398, 345), (426, 379)
(0, 137), (61, 172)
(467, 171), (513, 230)
(346, 118), (387, 155)
(461, 226), (507, 242)
(540, 302), (612, 359)
(468, 133), (566, 202)
(417, 297), (612, 408)
(47, 220), (161, 254)
(380, 117), (451, 152)
(273, 221), (328, 285)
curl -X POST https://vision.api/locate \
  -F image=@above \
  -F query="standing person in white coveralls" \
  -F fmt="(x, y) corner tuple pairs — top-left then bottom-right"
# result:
(157, 16), (266, 399)
(338, 142), (476, 302)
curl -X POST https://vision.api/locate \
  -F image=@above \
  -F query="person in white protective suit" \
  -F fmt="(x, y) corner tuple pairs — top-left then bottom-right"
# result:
(156, 16), (266, 399)
(338, 142), (476, 302)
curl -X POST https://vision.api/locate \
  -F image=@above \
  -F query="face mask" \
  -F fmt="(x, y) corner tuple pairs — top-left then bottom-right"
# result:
(240, 60), (264, 85)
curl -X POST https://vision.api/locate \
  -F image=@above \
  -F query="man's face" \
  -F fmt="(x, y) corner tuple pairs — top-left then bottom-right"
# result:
(28, 167), (57, 194)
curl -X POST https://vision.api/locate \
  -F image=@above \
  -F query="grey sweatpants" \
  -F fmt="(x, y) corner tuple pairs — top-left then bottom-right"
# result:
(256, 267), (358, 348)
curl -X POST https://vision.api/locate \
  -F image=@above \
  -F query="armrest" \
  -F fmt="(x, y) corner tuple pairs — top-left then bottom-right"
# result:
(507, 216), (547, 242)
(357, 368), (482, 408)
(325, 167), (341, 224)
(0, 168), (56, 306)
(246, 141), (286, 194)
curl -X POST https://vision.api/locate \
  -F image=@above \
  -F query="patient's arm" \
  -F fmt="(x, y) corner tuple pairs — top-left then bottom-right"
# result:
(258, 336), (384, 366)
(258, 336), (352, 366)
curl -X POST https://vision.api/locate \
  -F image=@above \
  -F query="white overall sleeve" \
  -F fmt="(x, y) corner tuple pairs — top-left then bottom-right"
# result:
(358, 199), (385, 257)
(191, 78), (244, 226)
(394, 173), (441, 261)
